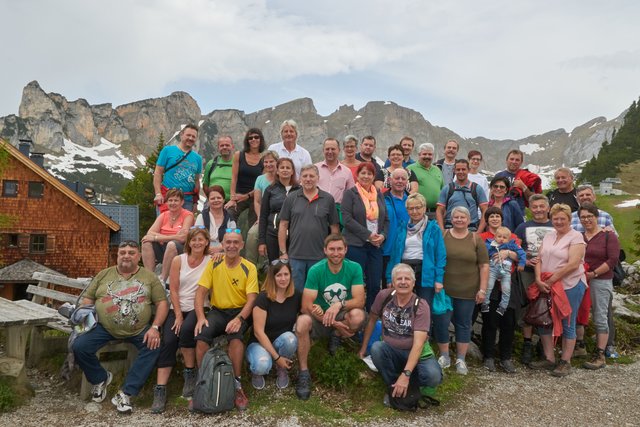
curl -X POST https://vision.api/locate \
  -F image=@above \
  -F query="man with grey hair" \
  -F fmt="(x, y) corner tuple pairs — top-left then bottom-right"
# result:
(570, 185), (616, 232)
(435, 139), (459, 186)
(267, 119), (312, 178)
(407, 142), (444, 219)
(278, 164), (340, 291)
(547, 167), (579, 211)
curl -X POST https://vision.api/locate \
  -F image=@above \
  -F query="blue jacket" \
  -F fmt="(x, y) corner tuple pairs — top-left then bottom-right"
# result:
(382, 191), (409, 256)
(493, 197), (524, 232)
(485, 239), (527, 268)
(386, 219), (446, 287)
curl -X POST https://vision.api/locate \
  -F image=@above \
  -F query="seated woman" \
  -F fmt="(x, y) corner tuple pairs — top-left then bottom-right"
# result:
(194, 186), (236, 254)
(358, 263), (442, 406)
(141, 188), (194, 282)
(151, 227), (212, 413)
(246, 261), (301, 390)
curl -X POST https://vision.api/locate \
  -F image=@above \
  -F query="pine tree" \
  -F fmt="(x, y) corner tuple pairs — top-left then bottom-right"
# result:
(121, 134), (164, 238)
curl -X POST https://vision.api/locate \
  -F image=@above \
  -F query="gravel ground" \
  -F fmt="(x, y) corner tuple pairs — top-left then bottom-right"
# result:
(4, 360), (640, 427)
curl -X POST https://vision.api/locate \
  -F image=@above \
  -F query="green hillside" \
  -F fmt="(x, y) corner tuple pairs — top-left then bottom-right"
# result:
(595, 195), (640, 262)
(580, 97), (640, 184)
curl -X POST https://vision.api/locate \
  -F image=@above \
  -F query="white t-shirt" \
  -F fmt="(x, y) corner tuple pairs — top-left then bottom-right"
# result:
(176, 253), (212, 312)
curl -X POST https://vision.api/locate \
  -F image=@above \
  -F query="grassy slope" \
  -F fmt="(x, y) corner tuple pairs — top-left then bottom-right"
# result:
(594, 194), (639, 262)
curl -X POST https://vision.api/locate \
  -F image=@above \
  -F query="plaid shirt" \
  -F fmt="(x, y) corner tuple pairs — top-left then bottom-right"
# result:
(571, 210), (616, 233)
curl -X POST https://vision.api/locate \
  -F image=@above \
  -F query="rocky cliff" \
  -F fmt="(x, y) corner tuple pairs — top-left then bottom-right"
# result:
(0, 81), (625, 196)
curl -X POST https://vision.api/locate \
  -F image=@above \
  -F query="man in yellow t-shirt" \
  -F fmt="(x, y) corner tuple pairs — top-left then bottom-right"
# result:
(194, 230), (258, 410)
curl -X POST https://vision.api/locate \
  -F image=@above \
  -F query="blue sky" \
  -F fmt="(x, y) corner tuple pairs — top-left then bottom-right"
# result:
(1, 0), (639, 139)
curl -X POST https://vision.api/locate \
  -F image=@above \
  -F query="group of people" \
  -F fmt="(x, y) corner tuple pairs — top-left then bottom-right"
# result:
(71, 121), (621, 415)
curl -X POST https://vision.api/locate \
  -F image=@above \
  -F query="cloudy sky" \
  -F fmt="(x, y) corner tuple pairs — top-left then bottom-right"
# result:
(2, 0), (639, 139)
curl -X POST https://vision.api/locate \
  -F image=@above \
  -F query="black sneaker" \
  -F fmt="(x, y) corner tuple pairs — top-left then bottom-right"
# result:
(500, 359), (517, 374)
(296, 370), (312, 400)
(150, 385), (167, 414)
(480, 303), (490, 313)
(182, 368), (197, 398)
(521, 341), (533, 366)
(328, 333), (342, 356)
(483, 358), (496, 372)
(496, 306), (506, 316)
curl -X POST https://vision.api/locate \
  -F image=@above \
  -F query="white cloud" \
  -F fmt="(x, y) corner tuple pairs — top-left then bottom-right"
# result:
(1, 0), (639, 139)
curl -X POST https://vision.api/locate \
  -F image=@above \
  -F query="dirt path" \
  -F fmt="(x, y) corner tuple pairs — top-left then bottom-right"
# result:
(4, 360), (640, 426)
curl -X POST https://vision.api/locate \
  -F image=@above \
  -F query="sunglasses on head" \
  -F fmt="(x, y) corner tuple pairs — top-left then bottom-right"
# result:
(118, 240), (139, 248)
(271, 259), (289, 265)
(190, 225), (206, 230)
(225, 228), (242, 234)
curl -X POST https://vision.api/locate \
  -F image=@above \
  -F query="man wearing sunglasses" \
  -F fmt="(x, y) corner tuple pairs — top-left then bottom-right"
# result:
(193, 229), (259, 411)
(72, 241), (168, 414)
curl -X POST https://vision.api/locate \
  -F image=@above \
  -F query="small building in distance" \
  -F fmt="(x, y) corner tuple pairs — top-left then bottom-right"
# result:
(599, 177), (624, 196)
(0, 139), (120, 290)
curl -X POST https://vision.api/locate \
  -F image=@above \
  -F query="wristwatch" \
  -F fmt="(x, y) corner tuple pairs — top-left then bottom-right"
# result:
(403, 369), (412, 377)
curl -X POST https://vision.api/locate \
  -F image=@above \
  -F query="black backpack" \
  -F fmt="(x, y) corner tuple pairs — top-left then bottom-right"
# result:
(191, 346), (235, 414)
(445, 182), (479, 210)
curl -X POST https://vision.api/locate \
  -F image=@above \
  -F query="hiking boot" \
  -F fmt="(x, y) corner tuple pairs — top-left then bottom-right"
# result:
(276, 366), (290, 390)
(550, 359), (571, 377)
(521, 341), (533, 366)
(583, 349), (606, 370)
(500, 359), (517, 374)
(91, 371), (113, 403)
(296, 370), (312, 400)
(483, 358), (496, 372)
(234, 388), (248, 411)
(455, 358), (468, 375)
(496, 306), (506, 316)
(605, 345), (619, 359)
(573, 342), (588, 357)
(480, 303), (490, 313)
(150, 385), (167, 414)
(111, 390), (133, 414)
(182, 367), (197, 398)
(251, 374), (265, 390)
(328, 332), (342, 356)
(530, 359), (556, 371)
(438, 355), (451, 370)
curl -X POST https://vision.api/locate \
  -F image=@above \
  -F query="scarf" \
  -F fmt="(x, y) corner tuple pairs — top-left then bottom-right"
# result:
(407, 215), (428, 240)
(355, 182), (379, 221)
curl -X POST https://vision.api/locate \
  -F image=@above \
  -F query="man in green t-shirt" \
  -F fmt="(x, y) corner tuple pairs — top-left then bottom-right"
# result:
(72, 241), (168, 414)
(294, 234), (366, 400)
(202, 135), (234, 201)
(407, 143), (444, 219)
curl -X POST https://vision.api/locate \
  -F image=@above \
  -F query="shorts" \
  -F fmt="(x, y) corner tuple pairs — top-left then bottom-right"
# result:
(195, 307), (250, 344)
(308, 309), (365, 339)
(152, 240), (185, 263)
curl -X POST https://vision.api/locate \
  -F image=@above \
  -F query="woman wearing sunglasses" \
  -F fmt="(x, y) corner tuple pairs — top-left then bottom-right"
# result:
(486, 176), (523, 232)
(151, 227), (212, 413)
(247, 260), (301, 390)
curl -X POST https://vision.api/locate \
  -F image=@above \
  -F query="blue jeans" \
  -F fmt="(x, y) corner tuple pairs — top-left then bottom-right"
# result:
(246, 332), (298, 375)
(370, 341), (442, 387)
(290, 258), (321, 292)
(539, 281), (586, 339)
(72, 323), (160, 396)
(434, 297), (476, 344)
(486, 261), (512, 310)
(347, 243), (383, 311)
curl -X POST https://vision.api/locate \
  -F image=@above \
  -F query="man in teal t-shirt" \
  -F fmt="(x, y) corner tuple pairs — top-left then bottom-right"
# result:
(293, 234), (366, 400)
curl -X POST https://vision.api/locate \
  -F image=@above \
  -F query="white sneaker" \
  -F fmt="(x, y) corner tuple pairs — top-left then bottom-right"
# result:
(111, 390), (132, 414)
(438, 355), (451, 370)
(361, 355), (378, 372)
(91, 371), (112, 403)
(455, 358), (468, 375)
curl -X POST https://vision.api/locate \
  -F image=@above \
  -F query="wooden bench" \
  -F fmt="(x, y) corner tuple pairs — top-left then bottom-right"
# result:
(27, 272), (138, 399)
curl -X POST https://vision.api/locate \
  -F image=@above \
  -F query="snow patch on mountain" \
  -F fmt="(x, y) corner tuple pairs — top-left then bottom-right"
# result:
(520, 143), (541, 155)
(44, 137), (137, 179)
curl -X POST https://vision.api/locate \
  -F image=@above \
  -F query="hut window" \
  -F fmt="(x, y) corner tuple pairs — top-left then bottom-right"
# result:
(2, 180), (18, 197)
(29, 234), (47, 254)
(28, 181), (44, 198)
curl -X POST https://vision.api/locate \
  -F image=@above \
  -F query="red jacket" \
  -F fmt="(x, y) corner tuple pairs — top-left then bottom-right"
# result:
(527, 272), (571, 338)
(514, 169), (542, 206)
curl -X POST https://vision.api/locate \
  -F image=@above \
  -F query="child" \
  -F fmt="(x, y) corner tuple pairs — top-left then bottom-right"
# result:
(481, 226), (526, 316)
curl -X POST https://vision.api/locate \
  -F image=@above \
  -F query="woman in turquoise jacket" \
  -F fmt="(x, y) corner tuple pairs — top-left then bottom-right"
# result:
(386, 193), (447, 308)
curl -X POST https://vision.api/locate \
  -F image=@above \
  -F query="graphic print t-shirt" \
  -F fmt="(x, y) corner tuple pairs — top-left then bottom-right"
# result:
(86, 267), (166, 339)
(371, 288), (430, 350)
(304, 259), (364, 311)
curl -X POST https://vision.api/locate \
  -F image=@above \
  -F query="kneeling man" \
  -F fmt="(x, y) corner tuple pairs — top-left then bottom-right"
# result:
(359, 263), (442, 405)
(295, 234), (366, 400)
(72, 241), (168, 414)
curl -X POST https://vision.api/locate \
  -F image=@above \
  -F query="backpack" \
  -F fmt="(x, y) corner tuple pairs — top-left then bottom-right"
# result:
(191, 346), (235, 414)
(445, 182), (479, 210)
(604, 232), (626, 287)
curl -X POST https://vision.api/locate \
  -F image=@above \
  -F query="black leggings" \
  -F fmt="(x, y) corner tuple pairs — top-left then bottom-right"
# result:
(481, 298), (516, 361)
(157, 310), (198, 368)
